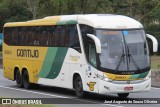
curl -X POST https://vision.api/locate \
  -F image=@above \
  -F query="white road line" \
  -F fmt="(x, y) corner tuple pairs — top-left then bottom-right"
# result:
(151, 87), (160, 89)
(0, 86), (124, 107)
(102, 104), (124, 107)
(0, 86), (68, 98)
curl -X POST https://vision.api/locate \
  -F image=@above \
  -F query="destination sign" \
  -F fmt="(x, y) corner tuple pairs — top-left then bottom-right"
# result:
(102, 31), (119, 35)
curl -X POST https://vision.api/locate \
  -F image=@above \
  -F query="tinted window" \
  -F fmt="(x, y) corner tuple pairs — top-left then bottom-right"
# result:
(80, 25), (94, 61)
(3, 25), (81, 52)
(4, 28), (11, 45)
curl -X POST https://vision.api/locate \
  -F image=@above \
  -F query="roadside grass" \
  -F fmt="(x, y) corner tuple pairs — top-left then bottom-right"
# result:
(151, 55), (160, 69)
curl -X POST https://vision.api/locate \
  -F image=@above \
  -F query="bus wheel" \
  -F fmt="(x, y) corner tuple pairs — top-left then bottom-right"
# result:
(117, 93), (129, 98)
(23, 70), (31, 89)
(75, 76), (84, 98)
(15, 70), (23, 88)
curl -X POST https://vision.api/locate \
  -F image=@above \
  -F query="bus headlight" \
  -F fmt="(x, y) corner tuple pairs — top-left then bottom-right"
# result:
(97, 74), (112, 82)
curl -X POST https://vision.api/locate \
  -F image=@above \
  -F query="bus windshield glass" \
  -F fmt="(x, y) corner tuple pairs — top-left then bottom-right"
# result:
(96, 29), (150, 72)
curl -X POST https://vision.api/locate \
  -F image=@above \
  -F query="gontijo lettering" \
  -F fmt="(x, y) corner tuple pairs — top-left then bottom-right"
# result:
(17, 49), (39, 58)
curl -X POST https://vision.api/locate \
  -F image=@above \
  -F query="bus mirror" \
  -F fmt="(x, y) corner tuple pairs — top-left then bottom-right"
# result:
(87, 34), (101, 53)
(146, 34), (158, 52)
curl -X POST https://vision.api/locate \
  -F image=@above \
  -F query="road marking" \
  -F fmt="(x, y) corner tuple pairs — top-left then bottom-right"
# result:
(151, 87), (160, 89)
(103, 104), (124, 107)
(0, 86), (68, 98)
(0, 86), (124, 107)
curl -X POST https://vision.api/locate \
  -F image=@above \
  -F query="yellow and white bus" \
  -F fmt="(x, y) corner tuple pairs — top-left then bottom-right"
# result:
(3, 14), (158, 98)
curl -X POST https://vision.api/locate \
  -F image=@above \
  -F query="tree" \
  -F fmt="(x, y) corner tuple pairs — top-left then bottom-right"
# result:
(23, 0), (40, 19)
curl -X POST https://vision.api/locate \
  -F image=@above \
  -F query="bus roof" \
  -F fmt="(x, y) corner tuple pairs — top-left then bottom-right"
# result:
(4, 14), (143, 29)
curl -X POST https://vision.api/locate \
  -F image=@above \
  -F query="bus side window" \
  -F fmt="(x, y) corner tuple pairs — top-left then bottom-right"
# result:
(24, 27), (30, 46)
(67, 25), (81, 52)
(54, 26), (59, 47)
(50, 27), (55, 46)
(11, 28), (18, 45)
(47, 29), (52, 46)
(39, 27), (44, 46)
(18, 27), (21, 45)
(61, 26), (65, 47)
(34, 27), (38, 45)
(68, 26), (74, 46)
(44, 27), (50, 46)
(57, 26), (62, 46)
(19, 27), (26, 46)
(35, 27), (40, 46)
(42, 28), (47, 46)
(66, 26), (70, 46)
(64, 26), (69, 47)
(4, 28), (11, 45)
(29, 27), (34, 45)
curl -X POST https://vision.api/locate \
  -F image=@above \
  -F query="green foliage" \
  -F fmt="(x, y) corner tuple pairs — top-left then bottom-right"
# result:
(0, 0), (160, 54)
(0, 0), (32, 32)
(145, 25), (160, 55)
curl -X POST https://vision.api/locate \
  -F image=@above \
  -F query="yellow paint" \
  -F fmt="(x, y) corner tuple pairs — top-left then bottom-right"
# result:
(4, 16), (60, 27)
(3, 43), (48, 83)
(87, 82), (96, 91)
(29, 16), (60, 22)
(4, 22), (56, 27)
(69, 55), (80, 62)
(3, 15), (63, 83)
(104, 72), (131, 80)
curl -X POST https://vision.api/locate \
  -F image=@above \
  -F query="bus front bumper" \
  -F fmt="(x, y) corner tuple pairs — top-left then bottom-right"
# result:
(98, 78), (151, 94)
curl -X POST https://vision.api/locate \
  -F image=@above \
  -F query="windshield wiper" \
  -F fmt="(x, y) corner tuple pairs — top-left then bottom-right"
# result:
(115, 48), (125, 73)
(127, 46), (141, 73)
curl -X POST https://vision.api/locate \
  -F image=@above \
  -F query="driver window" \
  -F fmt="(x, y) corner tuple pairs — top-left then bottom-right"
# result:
(80, 24), (97, 67)
(89, 43), (97, 67)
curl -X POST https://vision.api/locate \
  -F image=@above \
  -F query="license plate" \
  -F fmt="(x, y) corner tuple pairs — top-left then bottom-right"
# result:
(124, 86), (133, 91)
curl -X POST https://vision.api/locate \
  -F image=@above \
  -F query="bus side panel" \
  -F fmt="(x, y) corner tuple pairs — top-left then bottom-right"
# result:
(3, 43), (48, 83)
(37, 48), (86, 89)
(37, 63), (69, 88)
(66, 48), (99, 93)
(21, 60), (43, 83)
(37, 47), (69, 87)
(65, 48), (87, 89)
(3, 58), (15, 80)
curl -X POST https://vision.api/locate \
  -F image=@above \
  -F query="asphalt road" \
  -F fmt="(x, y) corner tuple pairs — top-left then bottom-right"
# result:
(0, 69), (160, 107)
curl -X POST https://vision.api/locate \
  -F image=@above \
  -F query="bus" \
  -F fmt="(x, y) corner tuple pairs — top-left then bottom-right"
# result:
(3, 14), (158, 98)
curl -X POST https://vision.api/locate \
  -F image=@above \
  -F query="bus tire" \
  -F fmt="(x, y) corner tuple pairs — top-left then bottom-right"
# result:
(23, 70), (32, 89)
(15, 70), (23, 88)
(74, 76), (84, 98)
(117, 93), (129, 98)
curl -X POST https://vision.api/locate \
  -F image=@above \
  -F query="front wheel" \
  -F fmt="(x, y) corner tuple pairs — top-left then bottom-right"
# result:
(23, 70), (32, 89)
(117, 93), (129, 98)
(74, 76), (84, 98)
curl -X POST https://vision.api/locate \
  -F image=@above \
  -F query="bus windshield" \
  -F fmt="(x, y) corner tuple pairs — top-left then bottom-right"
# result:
(96, 29), (150, 73)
